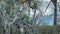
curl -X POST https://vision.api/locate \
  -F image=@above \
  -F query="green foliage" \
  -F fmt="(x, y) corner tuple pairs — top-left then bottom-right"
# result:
(0, 24), (4, 33)
(22, 14), (29, 19)
(35, 25), (60, 34)
(0, 17), (2, 23)
(4, 0), (11, 4)
(36, 1), (42, 9)
(0, 0), (59, 34)
(5, 6), (10, 14)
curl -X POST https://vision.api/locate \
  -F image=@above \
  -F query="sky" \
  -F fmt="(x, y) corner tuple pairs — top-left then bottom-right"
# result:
(29, 0), (60, 25)
(30, 0), (52, 16)
(29, 0), (53, 25)
(37, 0), (54, 25)
(40, 0), (60, 25)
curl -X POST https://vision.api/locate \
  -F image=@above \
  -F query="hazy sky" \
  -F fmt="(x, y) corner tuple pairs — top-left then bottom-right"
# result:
(36, 0), (54, 25)
(30, 0), (60, 25)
